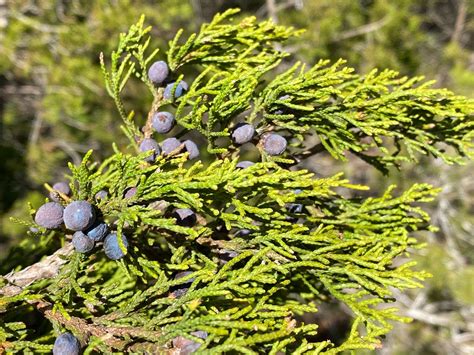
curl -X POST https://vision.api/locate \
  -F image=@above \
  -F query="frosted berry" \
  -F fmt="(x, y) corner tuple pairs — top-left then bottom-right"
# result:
(183, 140), (199, 159)
(173, 331), (208, 354)
(95, 190), (108, 200)
(231, 123), (255, 145)
(53, 332), (80, 355)
(235, 229), (251, 237)
(262, 133), (287, 156)
(49, 182), (71, 202)
(139, 138), (160, 162)
(34, 202), (64, 229)
(236, 161), (254, 169)
(170, 271), (194, 298)
(275, 95), (291, 114)
(85, 221), (108, 242)
(288, 203), (303, 214)
(63, 201), (96, 231)
(173, 208), (196, 227)
(161, 137), (182, 156)
(164, 80), (188, 100)
(152, 111), (175, 134)
(148, 60), (169, 85)
(72, 231), (94, 253)
(124, 187), (137, 199)
(288, 190), (303, 213)
(220, 250), (239, 264)
(104, 232), (129, 260)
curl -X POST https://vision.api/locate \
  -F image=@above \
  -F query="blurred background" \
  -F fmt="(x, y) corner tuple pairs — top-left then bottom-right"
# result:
(0, 1), (472, 354)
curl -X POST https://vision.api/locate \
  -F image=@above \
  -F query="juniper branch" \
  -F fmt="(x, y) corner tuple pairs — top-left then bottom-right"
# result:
(2, 11), (473, 354)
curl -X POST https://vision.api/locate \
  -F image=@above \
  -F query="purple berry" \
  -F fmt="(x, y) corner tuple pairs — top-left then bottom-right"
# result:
(148, 60), (169, 85)
(287, 189), (304, 221)
(95, 190), (108, 200)
(236, 161), (254, 169)
(72, 231), (94, 253)
(34, 202), (64, 229)
(220, 250), (239, 262)
(288, 203), (303, 214)
(161, 137), (182, 156)
(124, 187), (137, 199)
(231, 123), (255, 145)
(262, 133), (287, 156)
(275, 95), (291, 114)
(152, 112), (175, 134)
(49, 182), (71, 202)
(63, 201), (96, 231)
(170, 271), (195, 298)
(183, 140), (199, 159)
(139, 138), (160, 162)
(173, 208), (196, 227)
(85, 221), (108, 242)
(235, 229), (252, 237)
(172, 331), (208, 354)
(163, 80), (188, 100)
(53, 332), (80, 355)
(104, 232), (129, 260)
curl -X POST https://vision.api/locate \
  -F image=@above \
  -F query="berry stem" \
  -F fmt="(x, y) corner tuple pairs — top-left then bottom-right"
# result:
(44, 183), (72, 203)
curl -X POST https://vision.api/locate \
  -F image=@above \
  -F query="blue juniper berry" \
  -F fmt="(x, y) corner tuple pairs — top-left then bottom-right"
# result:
(63, 200), (96, 231)
(53, 332), (80, 355)
(34, 202), (64, 229)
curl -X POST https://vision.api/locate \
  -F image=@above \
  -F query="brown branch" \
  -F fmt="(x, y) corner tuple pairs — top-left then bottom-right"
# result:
(34, 300), (168, 351)
(0, 245), (178, 353)
(0, 244), (74, 297)
(143, 92), (163, 139)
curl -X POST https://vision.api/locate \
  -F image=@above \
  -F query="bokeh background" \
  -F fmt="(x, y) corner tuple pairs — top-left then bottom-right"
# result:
(0, 1), (472, 354)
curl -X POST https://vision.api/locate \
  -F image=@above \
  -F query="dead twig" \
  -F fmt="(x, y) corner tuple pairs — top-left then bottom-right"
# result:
(0, 244), (74, 297)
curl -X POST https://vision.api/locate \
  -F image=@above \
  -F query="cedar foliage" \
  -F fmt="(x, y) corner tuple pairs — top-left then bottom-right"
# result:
(1, 9), (473, 354)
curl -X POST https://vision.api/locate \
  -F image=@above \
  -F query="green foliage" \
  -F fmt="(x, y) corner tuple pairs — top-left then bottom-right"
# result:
(103, 8), (474, 169)
(167, 8), (300, 71)
(258, 61), (473, 171)
(1, 8), (473, 354)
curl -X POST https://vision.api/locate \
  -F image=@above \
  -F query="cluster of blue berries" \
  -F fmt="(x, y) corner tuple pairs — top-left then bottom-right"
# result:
(34, 184), (128, 260)
(148, 60), (188, 100)
(144, 60), (289, 167)
(139, 61), (200, 164)
(231, 123), (287, 156)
